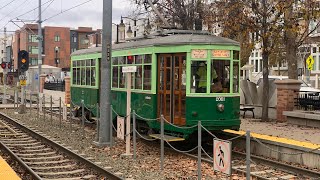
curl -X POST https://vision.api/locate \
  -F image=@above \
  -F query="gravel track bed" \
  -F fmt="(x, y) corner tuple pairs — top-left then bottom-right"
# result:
(0, 149), (33, 179)
(1, 109), (230, 180)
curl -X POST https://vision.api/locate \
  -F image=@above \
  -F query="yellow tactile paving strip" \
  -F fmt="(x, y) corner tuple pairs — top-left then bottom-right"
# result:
(224, 129), (320, 150)
(0, 156), (21, 180)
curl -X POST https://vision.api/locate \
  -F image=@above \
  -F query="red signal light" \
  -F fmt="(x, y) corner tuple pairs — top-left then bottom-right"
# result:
(7, 63), (11, 69)
(1, 62), (6, 69)
(127, 56), (133, 64)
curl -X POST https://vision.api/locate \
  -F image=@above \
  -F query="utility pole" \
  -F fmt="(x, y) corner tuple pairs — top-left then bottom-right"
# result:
(38, 0), (42, 93)
(2, 27), (7, 104)
(94, 0), (112, 146)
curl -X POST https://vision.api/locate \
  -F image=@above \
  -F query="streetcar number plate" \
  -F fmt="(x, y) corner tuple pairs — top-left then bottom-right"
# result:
(216, 97), (225, 101)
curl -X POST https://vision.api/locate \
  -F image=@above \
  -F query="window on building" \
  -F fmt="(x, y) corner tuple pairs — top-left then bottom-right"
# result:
(313, 47), (317, 53)
(111, 54), (152, 91)
(29, 58), (38, 65)
(54, 35), (60, 42)
(28, 34), (38, 42)
(28, 46), (38, 54)
(73, 36), (77, 43)
(71, 48), (77, 53)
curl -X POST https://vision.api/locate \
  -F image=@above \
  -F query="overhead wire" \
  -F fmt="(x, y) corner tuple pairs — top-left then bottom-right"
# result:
(42, 0), (93, 22)
(0, 0), (19, 11)
(0, 0), (31, 31)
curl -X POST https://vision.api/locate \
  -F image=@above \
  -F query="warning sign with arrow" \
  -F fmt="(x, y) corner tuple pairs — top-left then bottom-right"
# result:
(213, 139), (232, 175)
(306, 55), (315, 70)
(117, 116), (125, 140)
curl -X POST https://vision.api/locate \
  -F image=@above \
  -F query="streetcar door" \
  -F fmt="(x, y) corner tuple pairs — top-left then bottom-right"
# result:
(158, 53), (186, 125)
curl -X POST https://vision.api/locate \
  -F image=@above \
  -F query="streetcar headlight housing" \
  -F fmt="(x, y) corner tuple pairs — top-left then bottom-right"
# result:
(217, 103), (224, 112)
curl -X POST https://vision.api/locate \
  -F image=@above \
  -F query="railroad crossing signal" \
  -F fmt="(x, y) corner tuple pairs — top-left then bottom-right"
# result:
(213, 139), (232, 175)
(18, 50), (29, 72)
(306, 55), (314, 71)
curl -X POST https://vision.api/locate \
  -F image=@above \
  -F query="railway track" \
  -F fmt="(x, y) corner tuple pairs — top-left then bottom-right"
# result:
(0, 112), (122, 180)
(184, 146), (320, 180)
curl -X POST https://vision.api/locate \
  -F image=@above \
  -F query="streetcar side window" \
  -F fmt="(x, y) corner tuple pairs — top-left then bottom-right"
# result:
(112, 54), (152, 91)
(233, 61), (239, 93)
(143, 65), (152, 90)
(211, 60), (230, 93)
(190, 61), (207, 93)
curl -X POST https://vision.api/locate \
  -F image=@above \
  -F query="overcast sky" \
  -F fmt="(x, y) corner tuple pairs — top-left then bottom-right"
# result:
(0, 0), (134, 33)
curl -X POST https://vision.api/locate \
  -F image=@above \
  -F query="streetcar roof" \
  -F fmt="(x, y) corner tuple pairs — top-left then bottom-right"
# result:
(71, 34), (239, 56)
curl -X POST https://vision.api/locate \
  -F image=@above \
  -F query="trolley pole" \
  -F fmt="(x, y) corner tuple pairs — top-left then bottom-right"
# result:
(94, 0), (112, 147)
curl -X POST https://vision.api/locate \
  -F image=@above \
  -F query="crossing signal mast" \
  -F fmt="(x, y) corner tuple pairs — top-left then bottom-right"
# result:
(18, 50), (29, 72)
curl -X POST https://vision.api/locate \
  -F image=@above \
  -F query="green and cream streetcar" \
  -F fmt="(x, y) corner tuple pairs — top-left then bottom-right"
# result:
(71, 30), (241, 139)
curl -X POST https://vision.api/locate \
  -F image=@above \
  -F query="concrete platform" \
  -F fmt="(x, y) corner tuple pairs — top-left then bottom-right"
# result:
(283, 110), (320, 128)
(0, 156), (21, 180)
(224, 129), (320, 169)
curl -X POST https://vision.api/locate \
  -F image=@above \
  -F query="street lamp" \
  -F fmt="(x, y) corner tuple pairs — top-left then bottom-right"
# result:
(55, 46), (59, 67)
(126, 24), (133, 38)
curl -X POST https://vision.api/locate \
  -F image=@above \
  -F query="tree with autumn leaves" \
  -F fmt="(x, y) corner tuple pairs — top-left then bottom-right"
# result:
(132, 0), (320, 121)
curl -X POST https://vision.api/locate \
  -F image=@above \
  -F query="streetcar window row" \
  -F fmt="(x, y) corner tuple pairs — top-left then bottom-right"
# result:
(112, 55), (152, 91)
(72, 59), (97, 86)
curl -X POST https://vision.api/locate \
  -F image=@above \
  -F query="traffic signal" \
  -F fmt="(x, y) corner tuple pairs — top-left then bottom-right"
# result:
(7, 63), (11, 69)
(1, 62), (6, 69)
(18, 50), (29, 72)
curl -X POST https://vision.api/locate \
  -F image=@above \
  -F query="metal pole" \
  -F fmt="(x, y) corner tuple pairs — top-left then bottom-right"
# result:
(125, 72), (131, 155)
(95, 103), (100, 142)
(37, 95), (39, 119)
(38, 0), (42, 93)
(81, 100), (84, 135)
(29, 92), (32, 114)
(59, 97), (61, 128)
(70, 102), (73, 129)
(133, 110), (136, 160)
(246, 130), (251, 180)
(43, 94), (45, 121)
(2, 27), (7, 104)
(50, 96), (53, 123)
(110, 105), (113, 145)
(160, 114), (164, 170)
(96, 0), (112, 147)
(198, 121), (201, 180)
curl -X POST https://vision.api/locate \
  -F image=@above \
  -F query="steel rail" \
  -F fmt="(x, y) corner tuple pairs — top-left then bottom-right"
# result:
(0, 141), (42, 180)
(0, 112), (123, 180)
(233, 151), (320, 179)
(183, 152), (270, 180)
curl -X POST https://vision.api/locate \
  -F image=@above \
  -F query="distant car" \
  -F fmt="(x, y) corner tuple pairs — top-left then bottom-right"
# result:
(256, 76), (320, 95)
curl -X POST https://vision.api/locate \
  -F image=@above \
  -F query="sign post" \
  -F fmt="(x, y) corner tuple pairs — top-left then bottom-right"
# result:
(213, 139), (232, 175)
(122, 66), (136, 157)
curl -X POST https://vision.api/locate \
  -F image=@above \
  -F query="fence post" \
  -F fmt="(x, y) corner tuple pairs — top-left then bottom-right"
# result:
(110, 105), (113, 145)
(59, 97), (62, 128)
(160, 114), (164, 171)
(81, 100), (84, 135)
(95, 103), (100, 142)
(43, 94), (46, 121)
(198, 121), (201, 180)
(133, 110), (136, 160)
(37, 95), (39, 119)
(246, 130), (251, 180)
(29, 92), (32, 114)
(69, 102), (73, 129)
(50, 96), (53, 123)
(13, 89), (16, 110)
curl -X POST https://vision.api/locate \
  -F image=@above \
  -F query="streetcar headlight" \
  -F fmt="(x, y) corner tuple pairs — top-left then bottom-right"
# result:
(217, 103), (224, 112)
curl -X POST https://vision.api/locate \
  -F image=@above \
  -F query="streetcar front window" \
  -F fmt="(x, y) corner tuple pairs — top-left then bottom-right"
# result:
(211, 60), (230, 93)
(190, 61), (207, 93)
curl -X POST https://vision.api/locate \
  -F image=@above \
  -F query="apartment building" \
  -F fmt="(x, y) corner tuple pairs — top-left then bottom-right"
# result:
(12, 24), (101, 71)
